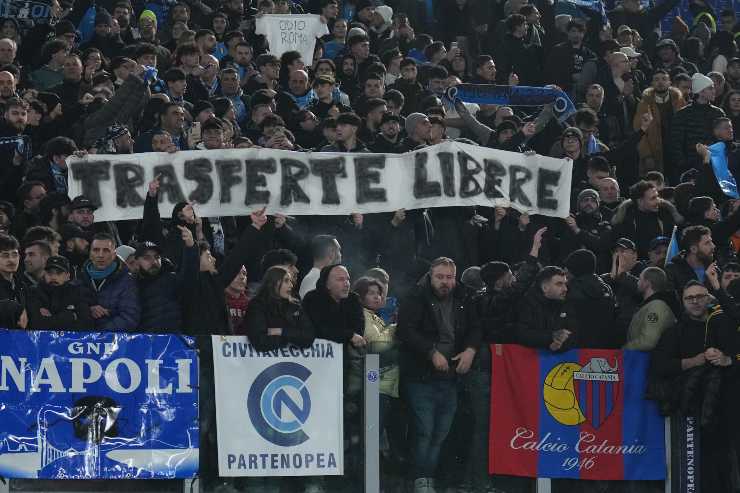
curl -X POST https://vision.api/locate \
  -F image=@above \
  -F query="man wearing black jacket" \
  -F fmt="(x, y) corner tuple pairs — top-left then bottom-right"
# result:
(665, 225), (716, 295)
(650, 280), (734, 491)
(564, 248), (618, 348)
(397, 257), (480, 493)
(517, 265), (576, 350)
(134, 234), (198, 333)
(461, 227), (543, 493)
(26, 256), (93, 330)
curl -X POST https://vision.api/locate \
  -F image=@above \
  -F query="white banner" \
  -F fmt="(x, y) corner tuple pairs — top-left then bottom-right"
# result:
(67, 142), (573, 221)
(255, 14), (329, 68)
(212, 336), (343, 477)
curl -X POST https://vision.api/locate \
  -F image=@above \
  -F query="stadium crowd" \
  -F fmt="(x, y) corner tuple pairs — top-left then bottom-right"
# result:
(2, 0), (740, 491)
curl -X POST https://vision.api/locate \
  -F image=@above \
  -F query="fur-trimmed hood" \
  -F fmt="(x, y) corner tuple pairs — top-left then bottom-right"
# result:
(611, 198), (684, 226)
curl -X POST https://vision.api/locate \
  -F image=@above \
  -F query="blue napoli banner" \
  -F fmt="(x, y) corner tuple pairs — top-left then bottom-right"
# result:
(0, 329), (199, 479)
(446, 85), (577, 124)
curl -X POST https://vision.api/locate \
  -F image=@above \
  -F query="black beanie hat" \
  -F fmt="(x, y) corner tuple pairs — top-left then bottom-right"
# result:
(564, 249), (596, 277)
(480, 261), (511, 287)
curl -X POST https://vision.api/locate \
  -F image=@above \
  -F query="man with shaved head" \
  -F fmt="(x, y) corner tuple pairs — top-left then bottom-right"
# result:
(0, 71), (16, 105)
(0, 39), (17, 66)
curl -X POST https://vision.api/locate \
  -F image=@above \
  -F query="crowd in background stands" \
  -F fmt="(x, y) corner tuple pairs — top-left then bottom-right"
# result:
(3, 0), (740, 491)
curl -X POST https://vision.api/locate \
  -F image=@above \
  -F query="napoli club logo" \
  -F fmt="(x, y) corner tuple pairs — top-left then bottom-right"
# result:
(543, 358), (620, 429)
(247, 362), (312, 446)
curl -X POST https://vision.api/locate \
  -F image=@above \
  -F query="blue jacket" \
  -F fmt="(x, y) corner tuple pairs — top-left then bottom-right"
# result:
(80, 259), (140, 331)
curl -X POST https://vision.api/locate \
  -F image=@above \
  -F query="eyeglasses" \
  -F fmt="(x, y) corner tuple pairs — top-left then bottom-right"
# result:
(683, 294), (708, 303)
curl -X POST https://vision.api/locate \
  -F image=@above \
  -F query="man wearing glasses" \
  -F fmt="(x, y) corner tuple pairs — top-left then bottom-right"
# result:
(650, 278), (735, 491)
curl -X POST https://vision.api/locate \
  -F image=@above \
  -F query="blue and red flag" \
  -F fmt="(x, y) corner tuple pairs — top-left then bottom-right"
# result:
(490, 345), (666, 480)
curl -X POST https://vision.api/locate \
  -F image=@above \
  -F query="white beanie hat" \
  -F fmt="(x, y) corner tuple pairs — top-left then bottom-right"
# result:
(692, 73), (714, 94)
(375, 5), (393, 24)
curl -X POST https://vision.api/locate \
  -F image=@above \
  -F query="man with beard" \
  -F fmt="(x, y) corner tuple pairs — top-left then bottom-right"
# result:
(563, 189), (613, 271)
(135, 230), (198, 333)
(67, 196), (98, 234)
(26, 255), (93, 330)
(397, 257), (479, 493)
(0, 71), (18, 106)
(21, 240), (51, 289)
(612, 180), (681, 259)
(320, 112), (368, 152)
(371, 112), (403, 152)
(650, 280), (734, 492)
(60, 223), (90, 279)
(0, 97), (31, 201)
(634, 69), (686, 176)
(665, 225), (716, 295)
(399, 112), (431, 151)
(624, 266), (678, 350)
(517, 266), (576, 350)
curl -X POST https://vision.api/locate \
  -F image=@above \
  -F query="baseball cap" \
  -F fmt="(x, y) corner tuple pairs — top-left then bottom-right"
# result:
(70, 196), (97, 211)
(336, 112), (362, 127)
(134, 241), (163, 258)
(617, 25), (633, 35)
(614, 237), (637, 251)
(620, 46), (641, 58)
(649, 236), (671, 251)
(116, 245), (136, 260)
(45, 256), (70, 273)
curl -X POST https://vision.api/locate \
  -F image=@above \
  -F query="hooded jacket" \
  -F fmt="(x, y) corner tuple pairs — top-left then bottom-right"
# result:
(26, 280), (94, 331)
(396, 272), (481, 381)
(624, 290), (679, 351)
(302, 264), (364, 344)
(566, 274), (619, 348)
(79, 258), (140, 330)
(611, 198), (683, 258)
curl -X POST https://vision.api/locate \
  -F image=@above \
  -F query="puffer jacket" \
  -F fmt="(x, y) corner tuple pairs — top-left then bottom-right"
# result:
(668, 101), (725, 173)
(397, 272), (481, 381)
(665, 252), (704, 296)
(137, 246), (198, 333)
(566, 274), (619, 348)
(611, 198), (683, 258)
(516, 287), (577, 350)
(79, 258), (140, 331)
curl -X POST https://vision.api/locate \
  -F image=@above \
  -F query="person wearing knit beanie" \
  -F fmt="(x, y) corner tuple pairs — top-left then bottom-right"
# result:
(402, 113), (431, 150)
(577, 188), (600, 205)
(95, 9), (113, 27)
(691, 72), (714, 94)
(564, 249), (597, 277)
(481, 261), (512, 288)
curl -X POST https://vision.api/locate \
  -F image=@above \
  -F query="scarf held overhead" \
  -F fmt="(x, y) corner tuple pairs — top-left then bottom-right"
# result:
(445, 85), (577, 123)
